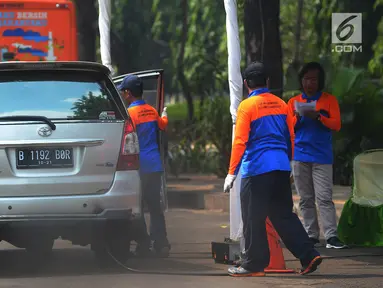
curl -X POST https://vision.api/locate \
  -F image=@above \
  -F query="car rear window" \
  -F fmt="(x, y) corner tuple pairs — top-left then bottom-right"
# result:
(0, 70), (124, 120)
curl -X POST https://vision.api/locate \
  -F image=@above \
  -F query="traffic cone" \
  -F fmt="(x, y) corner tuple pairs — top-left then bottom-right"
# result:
(264, 217), (295, 273)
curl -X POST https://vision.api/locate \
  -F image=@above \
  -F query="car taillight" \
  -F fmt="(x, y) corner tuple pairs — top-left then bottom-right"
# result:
(116, 119), (140, 171)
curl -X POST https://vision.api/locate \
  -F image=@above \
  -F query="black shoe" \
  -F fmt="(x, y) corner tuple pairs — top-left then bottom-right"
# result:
(228, 266), (265, 277)
(309, 237), (320, 246)
(134, 245), (153, 258)
(326, 237), (348, 249)
(154, 243), (171, 258)
(300, 256), (322, 275)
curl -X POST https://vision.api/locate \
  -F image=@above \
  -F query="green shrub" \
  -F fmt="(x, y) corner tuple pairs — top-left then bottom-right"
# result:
(166, 101), (199, 142)
(199, 96), (232, 177)
(166, 96), (232, 178)
(166, 101), (200, 121)
(330, 68), (383, 185)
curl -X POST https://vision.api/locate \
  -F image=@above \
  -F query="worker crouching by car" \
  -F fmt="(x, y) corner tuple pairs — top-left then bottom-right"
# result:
(118, 74), (171, 257)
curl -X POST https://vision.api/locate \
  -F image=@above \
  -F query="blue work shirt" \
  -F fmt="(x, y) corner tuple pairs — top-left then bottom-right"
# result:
(128, 100), (168, 173)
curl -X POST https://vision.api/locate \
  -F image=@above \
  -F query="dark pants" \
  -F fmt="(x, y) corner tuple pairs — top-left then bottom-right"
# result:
(240, 170), (319, 271)
(137, 172), (169, 249)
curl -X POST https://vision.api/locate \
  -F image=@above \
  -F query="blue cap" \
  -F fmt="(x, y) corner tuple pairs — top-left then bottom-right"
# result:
(117, 74), (143, 92)
(243, 61), (267, 80)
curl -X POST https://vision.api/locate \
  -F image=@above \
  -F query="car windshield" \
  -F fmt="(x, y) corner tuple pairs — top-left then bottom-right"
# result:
(0, 70), (123, 120)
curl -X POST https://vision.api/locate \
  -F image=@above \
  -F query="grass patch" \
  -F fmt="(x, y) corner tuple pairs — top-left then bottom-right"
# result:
(167, 101), (200, 121)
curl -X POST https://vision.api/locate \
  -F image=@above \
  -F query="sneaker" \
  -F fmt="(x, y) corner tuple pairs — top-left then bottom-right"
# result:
(326, 237), (348, 249)
(299, 256), (323, 275)
(228, 266), (265, 277)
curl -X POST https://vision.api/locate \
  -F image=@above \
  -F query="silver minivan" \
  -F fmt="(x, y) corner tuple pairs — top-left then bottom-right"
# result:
(0, 61), (167, 262)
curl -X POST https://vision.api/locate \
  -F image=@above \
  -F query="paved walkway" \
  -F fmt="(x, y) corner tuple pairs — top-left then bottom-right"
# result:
(0, 209), (382, 287)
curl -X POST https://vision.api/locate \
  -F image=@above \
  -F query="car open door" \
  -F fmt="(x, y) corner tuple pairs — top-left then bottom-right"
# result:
(113, 70), (168, 212)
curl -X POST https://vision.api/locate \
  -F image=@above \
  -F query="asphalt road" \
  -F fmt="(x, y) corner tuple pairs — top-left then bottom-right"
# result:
(0, 209), (382, 288)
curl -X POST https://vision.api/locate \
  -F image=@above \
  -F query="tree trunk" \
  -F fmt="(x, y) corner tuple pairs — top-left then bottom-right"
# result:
(177, 0), (194, 121)
(293, 0), (304, 70)
(244, 0), (283, 96)
(110, 31), (127, 74)
(314, 2), (323, 54)
(74, 0), (98, 61)
(346, 0), (383, 67)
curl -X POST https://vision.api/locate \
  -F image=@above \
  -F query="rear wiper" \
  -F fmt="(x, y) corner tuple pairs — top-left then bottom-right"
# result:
(0, 115), (56, 130)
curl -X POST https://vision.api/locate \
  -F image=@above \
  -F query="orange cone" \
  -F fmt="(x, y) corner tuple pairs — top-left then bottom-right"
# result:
(264, 217), (295, 273)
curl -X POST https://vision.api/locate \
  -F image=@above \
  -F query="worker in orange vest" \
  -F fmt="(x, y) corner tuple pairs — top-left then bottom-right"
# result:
(287, 62), (346, 249)
(118, 75), (170, 257)
(224, 62), (322, 277)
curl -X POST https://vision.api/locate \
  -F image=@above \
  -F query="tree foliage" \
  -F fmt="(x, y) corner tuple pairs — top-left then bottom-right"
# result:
(369, 0), (383, 76)
(151, 0), (229, 106)
(72, 91), (113, 119)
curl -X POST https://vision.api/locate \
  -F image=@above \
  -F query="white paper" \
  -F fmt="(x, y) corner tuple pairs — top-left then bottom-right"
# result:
(295, 101), (316, 116)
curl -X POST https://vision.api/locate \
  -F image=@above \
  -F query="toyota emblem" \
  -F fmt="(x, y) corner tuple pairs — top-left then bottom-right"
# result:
(38, 126), (53, 137)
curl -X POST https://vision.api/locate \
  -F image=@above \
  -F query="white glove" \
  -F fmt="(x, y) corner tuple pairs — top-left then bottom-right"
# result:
(223, 174), (236, 193)
(161, 107), (168, 117)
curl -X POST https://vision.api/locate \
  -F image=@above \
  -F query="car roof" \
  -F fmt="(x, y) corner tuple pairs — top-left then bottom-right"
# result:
(0, 61), (111, 75)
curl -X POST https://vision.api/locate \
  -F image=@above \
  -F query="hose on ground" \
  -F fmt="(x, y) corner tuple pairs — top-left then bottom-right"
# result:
(107, 249), (229, 276)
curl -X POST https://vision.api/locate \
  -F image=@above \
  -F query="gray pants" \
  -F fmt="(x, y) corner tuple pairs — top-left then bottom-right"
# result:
(292, 161), (338, 240)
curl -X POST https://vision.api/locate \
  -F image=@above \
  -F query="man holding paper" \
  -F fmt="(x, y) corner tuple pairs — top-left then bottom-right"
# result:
(287, 62), (346, 249)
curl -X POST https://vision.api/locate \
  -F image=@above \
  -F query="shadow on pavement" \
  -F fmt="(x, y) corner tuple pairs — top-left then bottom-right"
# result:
(318, 246), (383, 267)
(0, 247), (224, 278)
(283, 247), (383, 268)
(274, 272), (383, 280)
(0, 248), (120, 278)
